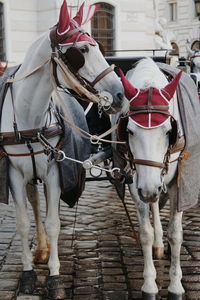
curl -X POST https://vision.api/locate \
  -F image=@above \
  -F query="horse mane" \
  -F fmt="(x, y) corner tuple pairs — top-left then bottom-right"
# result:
(126, 57), (168, 90)
(121, 57), (169, 114)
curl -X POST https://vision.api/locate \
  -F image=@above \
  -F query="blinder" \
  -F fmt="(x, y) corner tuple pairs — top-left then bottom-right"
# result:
(169, 117), (178, 148)
(58, 47), (85, 73)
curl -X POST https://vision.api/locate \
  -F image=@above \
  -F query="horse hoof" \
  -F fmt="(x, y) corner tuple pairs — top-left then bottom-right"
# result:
(20, 270), (37, 294)
(34, 248), (50, 264)
(153, 246), (164, 259)
(46, 275), (66, 300)
(142, 291), (157, 300)
(167, 292), (184, 300)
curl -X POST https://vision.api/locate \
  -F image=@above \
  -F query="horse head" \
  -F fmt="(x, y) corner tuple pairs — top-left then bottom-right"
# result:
(49, 0), (124, 113)
(119, 62), (182, 203)
(187, 46), (200, 73)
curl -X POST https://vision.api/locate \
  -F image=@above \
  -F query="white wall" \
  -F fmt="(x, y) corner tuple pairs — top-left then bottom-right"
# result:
(4, 0), (157, 64)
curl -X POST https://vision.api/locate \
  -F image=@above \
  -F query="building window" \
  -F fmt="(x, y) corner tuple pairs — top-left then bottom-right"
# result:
(169, 2), (177, 21)
(0, 2), (6, 61)
(91, 3), (115, 56)
(192, 40), (200, 50)
(169, 42), (179, 56)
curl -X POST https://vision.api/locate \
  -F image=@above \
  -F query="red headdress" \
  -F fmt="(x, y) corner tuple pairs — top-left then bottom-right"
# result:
(119, 68), (182, 128)
(0, 61), (8, 77)
(56, 0), (99, 46)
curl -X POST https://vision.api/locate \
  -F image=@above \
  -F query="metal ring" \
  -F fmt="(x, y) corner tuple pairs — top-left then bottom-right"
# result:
(110, 167), (120, 178)
(55, 150), (65, 162)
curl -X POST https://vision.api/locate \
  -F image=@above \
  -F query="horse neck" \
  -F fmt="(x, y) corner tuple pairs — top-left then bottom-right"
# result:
(193, 64), (200, 73)
(13, 33), (53, 129)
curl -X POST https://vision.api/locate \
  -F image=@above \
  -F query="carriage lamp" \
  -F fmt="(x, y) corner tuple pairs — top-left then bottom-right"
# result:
(194, 0), (200, 19)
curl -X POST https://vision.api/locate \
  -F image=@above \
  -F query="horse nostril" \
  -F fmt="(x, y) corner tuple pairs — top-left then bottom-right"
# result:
(116, 92), (124, 101)
(158, 186), (162, 192)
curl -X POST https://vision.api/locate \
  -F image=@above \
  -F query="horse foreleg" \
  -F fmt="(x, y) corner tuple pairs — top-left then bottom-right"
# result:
(167, 187), (184, 297)
(10, 167), (33, 270)
(129, 184), (158, 296)
(44, 171), (66, 300)
(26, 183), (50, 264)
(167, 211), (184, 296)
(151, 201), (164, 259)
(45, 174), (61, 276)
(9, 167), (37, 294)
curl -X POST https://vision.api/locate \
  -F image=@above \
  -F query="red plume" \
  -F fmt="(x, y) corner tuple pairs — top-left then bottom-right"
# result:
(0, 61), (8, 76)
(73, 2), (85, 26)
(118, 68), (138, 100)
(163, 71), (182, 100)
(57, 0), (70, 35)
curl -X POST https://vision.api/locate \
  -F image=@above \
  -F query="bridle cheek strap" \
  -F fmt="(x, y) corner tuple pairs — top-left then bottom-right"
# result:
(90, 64), (115, 87)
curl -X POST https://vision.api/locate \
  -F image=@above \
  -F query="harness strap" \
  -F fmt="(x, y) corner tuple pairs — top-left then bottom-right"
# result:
(27, 142), (42, 184)
(132, 159), (166, 169)
(0, 123), (63, 145)
(6, 59), (50, 83)
(90, 64), (115, 87)
(1, 140), (64, 158)
(129, 105), (169, 111)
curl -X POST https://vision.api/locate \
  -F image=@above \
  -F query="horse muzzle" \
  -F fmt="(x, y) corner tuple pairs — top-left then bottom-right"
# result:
(103, 92), (124, 114)
(138, 188), (161, 203)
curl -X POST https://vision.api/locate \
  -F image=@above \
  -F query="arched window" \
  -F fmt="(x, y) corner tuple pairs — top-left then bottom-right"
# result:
(191, 40), (200, 50)
(91, 3), (115, 56)
(0, 2), (6, 61)
(169, 42), (179, 56)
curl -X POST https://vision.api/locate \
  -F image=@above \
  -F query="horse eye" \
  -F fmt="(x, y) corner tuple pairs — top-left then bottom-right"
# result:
(127, 129), (134, 136)
(80, 45), (89, 54)
(166, 130), (172, 135)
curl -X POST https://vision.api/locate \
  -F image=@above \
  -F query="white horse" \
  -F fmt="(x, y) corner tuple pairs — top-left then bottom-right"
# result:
(118, 58), (185, 299)
(0, 1), (124, 298)
(187, 46), (200, 86)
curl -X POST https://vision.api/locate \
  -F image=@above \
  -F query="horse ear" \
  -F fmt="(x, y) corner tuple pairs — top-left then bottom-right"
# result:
(0, 61), (8, 76)
(186, 45), (195, 57)
(73, 2), (85, 26)
(118, 68), (138, 100)
(57, 0), (70, 35)
(163, 71), (182, 100)
(81, 4), (100, 25)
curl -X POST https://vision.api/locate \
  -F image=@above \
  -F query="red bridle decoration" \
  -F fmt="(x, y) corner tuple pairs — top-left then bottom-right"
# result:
(0, 61), (8, 77)
(119, 68), (182, 128)
(56, 0), (99, 46)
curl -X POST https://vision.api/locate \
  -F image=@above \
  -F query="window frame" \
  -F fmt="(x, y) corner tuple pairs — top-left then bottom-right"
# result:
(168, 1), (177, 22)
(91, 2), (115, 56)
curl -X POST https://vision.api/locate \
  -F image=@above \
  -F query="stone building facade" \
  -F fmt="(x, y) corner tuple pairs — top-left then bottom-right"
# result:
(0, 0), (199, 64)
(156, 0), (200, 57)
(1, 0), (156, 64)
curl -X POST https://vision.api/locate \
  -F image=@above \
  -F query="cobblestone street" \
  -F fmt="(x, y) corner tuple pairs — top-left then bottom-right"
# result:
(1, 177), (200, 300)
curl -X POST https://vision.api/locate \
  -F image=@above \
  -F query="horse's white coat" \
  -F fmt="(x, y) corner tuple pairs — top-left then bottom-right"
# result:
(1, 30), (123, 276)
(124, 58), (184, 295)
(187, 46), (200, 82)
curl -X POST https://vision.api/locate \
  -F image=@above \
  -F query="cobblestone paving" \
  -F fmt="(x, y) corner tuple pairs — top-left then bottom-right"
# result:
(0, 178), (200, 300)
